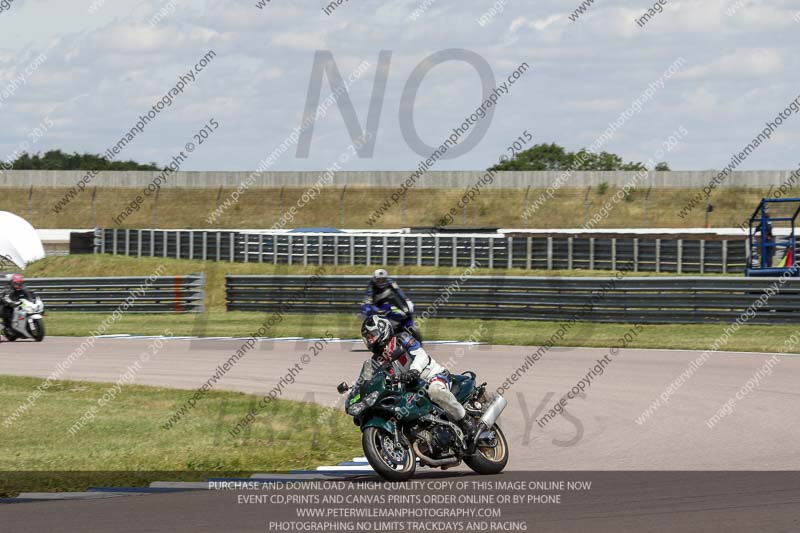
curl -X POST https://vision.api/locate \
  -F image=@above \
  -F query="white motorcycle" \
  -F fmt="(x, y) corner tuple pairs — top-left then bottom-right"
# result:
(3, 297), (45, 342)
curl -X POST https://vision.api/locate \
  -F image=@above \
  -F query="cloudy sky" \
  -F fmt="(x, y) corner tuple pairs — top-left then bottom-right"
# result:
(0, 0), (798, 171)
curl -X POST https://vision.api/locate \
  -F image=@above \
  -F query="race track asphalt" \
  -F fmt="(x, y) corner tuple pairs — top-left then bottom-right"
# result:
(2, 336), (800, 531)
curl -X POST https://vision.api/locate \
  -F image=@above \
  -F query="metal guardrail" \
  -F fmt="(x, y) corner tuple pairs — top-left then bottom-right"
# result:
(96, 229), (239, 262)
(96, 229), (748, 274)
(226, 275), (798, 325)
(26, 275), (205, 313)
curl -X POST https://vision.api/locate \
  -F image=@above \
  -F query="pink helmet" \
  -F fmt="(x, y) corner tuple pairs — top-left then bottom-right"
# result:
(10, 273), (24, 291)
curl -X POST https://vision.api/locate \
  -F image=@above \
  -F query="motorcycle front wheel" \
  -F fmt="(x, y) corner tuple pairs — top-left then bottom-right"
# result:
(29, 319), (45, 342)
(465, 424), (510, 475)
(362, 427), (416, 482)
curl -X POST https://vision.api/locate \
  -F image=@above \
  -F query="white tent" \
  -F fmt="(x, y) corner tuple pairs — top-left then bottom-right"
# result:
(0, 212), (45, 268)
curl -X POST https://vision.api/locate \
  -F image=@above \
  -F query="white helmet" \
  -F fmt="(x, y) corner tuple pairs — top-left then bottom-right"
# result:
(372, 268), (389, 288)
(361, 316), (393, 352)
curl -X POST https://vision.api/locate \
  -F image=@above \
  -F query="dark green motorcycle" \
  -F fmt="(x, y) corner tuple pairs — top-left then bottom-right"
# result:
(337, 359), (509, 482)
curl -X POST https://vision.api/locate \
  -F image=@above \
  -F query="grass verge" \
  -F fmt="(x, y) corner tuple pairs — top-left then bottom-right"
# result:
(43, 311), (797, 353)
(0, 376), (360, 497)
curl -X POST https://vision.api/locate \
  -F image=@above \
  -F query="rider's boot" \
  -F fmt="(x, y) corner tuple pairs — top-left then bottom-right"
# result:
(458, 414), (480, 451)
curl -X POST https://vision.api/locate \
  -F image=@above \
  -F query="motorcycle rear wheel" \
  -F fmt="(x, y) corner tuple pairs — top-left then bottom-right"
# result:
(362, 427), (416, 482)
(465, 424), (509, 475)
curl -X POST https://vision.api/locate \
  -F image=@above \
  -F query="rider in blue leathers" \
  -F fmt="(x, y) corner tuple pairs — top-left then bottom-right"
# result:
(362, 268), (421, 341)
(363, 269), (411, 314)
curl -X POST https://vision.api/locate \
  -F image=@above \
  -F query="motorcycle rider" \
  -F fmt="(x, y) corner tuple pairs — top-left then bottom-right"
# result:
(1, 274), (34, 330)
(360, 315), (478, 447)
(364, 269), (411, 314)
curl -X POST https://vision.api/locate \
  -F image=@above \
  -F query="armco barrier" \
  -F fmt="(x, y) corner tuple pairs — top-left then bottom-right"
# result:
(95, 229), (748, 274)
(26, 275), (205, 313)
(225, 275), (798, 325)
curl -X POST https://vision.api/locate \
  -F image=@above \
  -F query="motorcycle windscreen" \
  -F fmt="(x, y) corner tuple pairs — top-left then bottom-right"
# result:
(358, 359), (377, 384)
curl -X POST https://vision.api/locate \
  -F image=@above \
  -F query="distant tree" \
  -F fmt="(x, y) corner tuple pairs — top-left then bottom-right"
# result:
(654, 162), (670, 171)
(487, 143), (572, 171)
(9, 150), (159, 171)
(489, 143), (656, 172)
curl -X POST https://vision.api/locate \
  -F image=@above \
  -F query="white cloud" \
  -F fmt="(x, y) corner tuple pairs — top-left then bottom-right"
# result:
(568, 99), (627, 111)
(679, 48), (782, 79)
(682, 86), (720, 114)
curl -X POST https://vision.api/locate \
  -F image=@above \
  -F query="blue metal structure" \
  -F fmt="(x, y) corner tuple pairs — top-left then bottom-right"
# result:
(746, 197), (800, 276)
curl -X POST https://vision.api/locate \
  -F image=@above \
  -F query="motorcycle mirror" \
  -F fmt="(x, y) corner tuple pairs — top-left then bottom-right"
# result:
(337, 382), (350, 394)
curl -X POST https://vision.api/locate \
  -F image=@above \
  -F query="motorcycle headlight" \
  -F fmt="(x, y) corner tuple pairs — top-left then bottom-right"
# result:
(347, 401), (366, 416)
(364, 391), (380, 407)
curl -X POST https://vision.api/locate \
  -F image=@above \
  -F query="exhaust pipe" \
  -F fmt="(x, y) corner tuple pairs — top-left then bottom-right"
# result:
(412, 442), (460, 467)
(479, 394), (507, 428)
